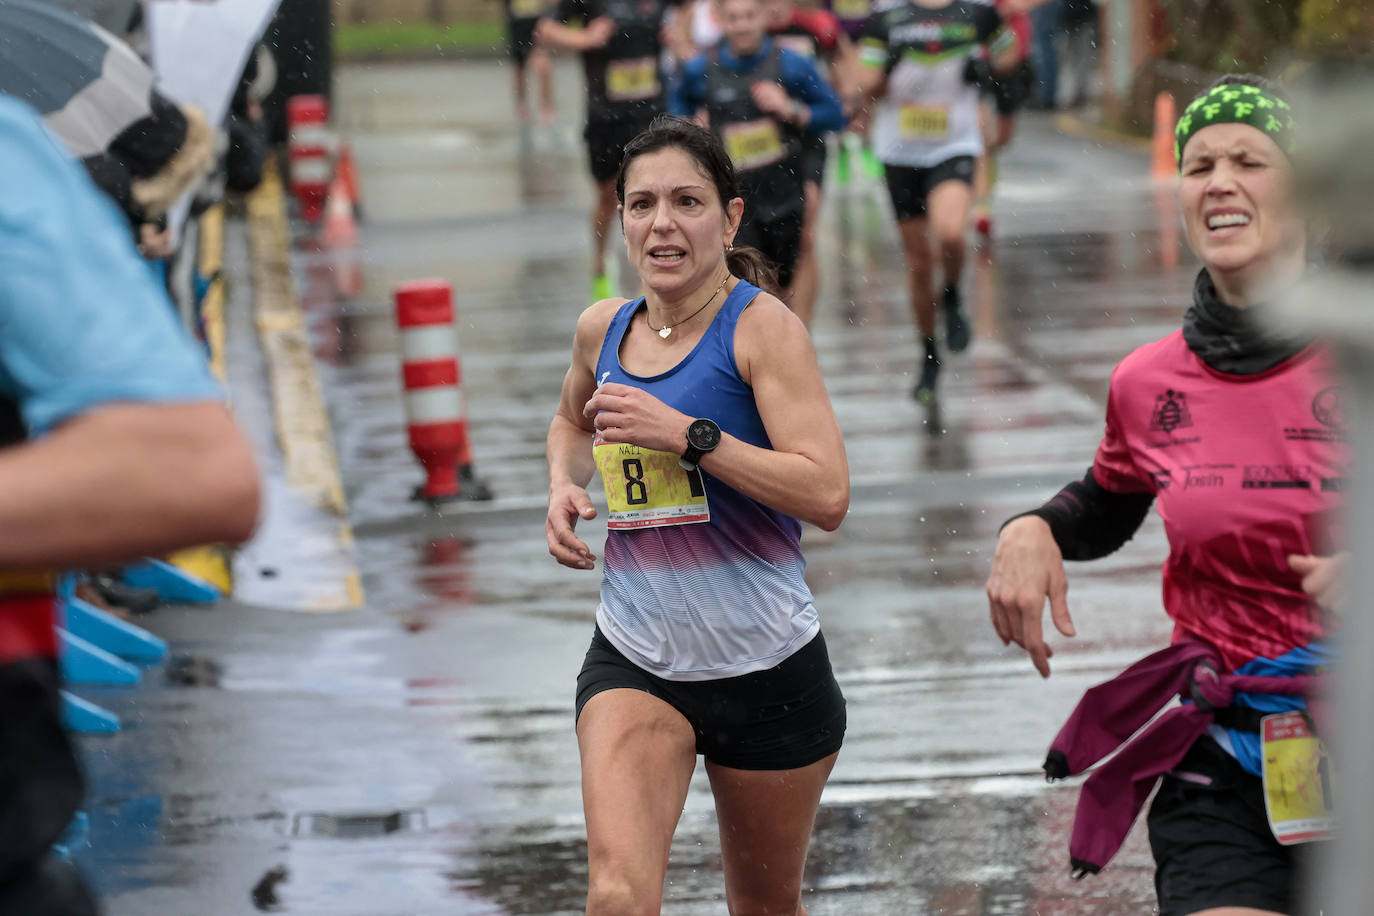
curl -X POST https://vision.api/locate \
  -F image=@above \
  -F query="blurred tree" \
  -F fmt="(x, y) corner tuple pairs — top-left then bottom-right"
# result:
(1157, 0), (1305, 72)
(1296, 0), (1374, 56)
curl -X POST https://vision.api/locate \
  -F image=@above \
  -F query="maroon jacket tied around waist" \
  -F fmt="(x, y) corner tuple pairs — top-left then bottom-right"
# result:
(1044, 640), (1320, 877)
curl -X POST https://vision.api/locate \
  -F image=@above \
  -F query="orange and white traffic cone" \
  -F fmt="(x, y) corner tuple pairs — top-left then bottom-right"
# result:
(336, 141), (363, 221)
(322, 175), (362, 299)
(1150, 92), (1178, 181)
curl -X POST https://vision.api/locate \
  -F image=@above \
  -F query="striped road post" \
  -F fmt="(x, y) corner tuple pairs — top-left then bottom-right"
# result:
(286, 94), (332, 224)
(394, 280), (471, 502)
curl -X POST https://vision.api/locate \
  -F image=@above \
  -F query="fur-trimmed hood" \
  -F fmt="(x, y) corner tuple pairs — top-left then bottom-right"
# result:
(129, 103), (214, 218)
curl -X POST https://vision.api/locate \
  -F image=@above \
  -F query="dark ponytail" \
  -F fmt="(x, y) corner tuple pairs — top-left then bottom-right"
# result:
(616, 115), (784, 297)
(726, 246), (781, 296)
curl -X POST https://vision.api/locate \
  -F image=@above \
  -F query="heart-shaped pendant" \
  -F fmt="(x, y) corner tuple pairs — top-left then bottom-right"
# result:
(658, 327), (672, 339)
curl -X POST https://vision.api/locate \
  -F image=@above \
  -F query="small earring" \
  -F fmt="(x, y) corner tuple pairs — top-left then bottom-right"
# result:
(726, 244), (734, 252)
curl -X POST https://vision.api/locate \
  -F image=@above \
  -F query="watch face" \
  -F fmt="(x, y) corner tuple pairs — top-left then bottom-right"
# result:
(687, 418), (721, 450)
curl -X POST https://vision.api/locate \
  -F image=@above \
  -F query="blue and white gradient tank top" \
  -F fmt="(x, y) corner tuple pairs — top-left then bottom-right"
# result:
(591, 280), (819, 680)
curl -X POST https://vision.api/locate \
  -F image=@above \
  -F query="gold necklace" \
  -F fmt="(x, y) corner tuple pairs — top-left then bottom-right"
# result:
(646, 274), (731, 340)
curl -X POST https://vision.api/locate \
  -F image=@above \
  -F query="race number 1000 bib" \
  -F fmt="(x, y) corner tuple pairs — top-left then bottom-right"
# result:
(593, 432), (710, 530)
(721, 119), (786, 171)
(898, 104), (949, 140)
(1261, 712), (1336, 845)
(605, 57), (660, 101)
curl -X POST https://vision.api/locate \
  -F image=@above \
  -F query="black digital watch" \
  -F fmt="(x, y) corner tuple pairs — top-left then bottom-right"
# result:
(678, 417), (721, 471)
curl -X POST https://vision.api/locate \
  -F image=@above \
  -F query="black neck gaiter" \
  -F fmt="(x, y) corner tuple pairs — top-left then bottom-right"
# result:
(1182, 268), (1311, 376)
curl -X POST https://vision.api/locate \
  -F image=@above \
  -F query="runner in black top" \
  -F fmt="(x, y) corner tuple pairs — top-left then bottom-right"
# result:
(763, 0), (856, 327)
(671, 0), (845, 295)
(858, 0), (1019, 402)
(537, 0), (682, 299)
(503, 0), (556, 125)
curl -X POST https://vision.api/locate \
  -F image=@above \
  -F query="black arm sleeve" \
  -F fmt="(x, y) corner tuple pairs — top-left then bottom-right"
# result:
(1002, 469), (1155, 561)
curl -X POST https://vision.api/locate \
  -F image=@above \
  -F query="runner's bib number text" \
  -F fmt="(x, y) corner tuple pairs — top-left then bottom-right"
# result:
(898, 104), (949, 139)
(721, 119), (786, 170)
(606, 57), (660, 101)
(1261, 712), (1336, 845)
(593, 432), (710, 529)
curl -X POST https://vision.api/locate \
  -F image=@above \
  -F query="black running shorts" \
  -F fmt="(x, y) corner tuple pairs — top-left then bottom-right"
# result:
(584, 116), (655, 183)
(732, 209), (804, 290)
(882, 155), (975, 221)
(1148, 736), (1312, 916)
(507, 18), (538, 67)
(575, 627), (846, 771)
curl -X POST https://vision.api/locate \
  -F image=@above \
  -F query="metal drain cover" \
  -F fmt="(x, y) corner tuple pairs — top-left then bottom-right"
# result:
(292, 809), (425, 838)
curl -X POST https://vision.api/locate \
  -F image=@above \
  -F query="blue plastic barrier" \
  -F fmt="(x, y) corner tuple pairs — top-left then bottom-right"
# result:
(52, 811), (89, 860)
(62, 596), (168, 663)
(60, 691), (120, 734)
(121, 558), (221, 604)
(58, 629), (141, 685)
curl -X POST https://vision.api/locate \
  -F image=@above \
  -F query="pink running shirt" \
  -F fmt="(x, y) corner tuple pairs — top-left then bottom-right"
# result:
(1092, 332), (1345, 673)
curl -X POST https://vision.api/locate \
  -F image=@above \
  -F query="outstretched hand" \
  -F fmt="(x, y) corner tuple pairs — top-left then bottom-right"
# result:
(547, 482), (598, 570)
(986, 516), (1076, 678)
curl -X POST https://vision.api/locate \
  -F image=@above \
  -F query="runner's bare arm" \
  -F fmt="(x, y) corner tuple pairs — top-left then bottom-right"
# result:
(586, 294), (848, 530)
(0, 401), (259, 568)
(855, 51), (887, 100)
(830, 33), (861, 107)
(547, 300), (624, 569)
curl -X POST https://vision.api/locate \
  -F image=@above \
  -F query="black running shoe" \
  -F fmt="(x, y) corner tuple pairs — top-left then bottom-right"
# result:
(913, 349), (941, 404)
(944, 286), (970, 353)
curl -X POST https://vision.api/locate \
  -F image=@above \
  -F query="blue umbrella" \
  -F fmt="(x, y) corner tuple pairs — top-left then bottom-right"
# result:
(0, 0), (154, 158)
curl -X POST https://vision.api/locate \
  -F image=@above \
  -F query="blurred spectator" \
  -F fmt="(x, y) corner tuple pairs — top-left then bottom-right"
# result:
(1027, 0), (1060, 109)
(0, 93), (259, 915)
(1058, 0), (1098, 108)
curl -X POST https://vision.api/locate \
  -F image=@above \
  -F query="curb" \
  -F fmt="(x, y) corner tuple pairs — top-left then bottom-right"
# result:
(1053, 111), (1152, 152)
(164, 205), (234, 595)
(243, 159), (365, 611)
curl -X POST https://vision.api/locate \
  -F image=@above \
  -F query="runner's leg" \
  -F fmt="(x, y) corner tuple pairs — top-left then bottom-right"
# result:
(789, 180), (823, 327)
(533, 47), (556, 122)
(896, 215), (941, 400)
(928, 176), (973, 352)
(513, 57), (530, 121)
(706, 752), (839, 915)
(972, 102), (994, 235)
(592, 178), (619, 291)
(896, 216), (935, 339)
(578, 688), (698, 915)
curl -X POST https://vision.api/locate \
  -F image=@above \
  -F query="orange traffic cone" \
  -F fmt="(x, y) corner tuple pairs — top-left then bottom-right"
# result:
(1150, 92), (1177, 181)
(322, 175), (363, 299)
(336, 141), (363, 220)
(322, 175), (358, 248)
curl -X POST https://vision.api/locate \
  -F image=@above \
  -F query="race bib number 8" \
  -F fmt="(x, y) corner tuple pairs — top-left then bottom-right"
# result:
(721, 119), (786, 171)
(898, 104), (949, 139)
(1261, 712), (1336, 845)
(593, 433), (710, 530)
(606, 57), (660, 101)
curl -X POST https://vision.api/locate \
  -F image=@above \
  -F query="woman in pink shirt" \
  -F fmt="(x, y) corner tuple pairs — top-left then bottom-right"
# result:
(986, 74), (1343, 916)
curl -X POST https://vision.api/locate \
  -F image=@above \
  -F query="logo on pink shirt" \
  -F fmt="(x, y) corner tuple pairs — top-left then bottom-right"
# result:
(1151, 389), (1193, 435)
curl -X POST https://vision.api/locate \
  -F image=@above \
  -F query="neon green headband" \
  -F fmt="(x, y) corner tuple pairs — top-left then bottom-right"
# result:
(1174, 83), (1296, 171)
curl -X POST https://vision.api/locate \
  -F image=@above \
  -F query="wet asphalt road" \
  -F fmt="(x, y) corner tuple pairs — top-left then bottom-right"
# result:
(76, 57), (1202, 914)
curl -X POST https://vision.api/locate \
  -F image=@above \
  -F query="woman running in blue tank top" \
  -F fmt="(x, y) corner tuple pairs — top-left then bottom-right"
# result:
(546, 115), (850, 915)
